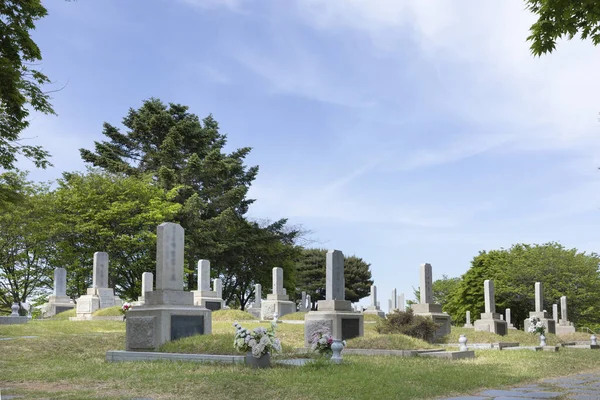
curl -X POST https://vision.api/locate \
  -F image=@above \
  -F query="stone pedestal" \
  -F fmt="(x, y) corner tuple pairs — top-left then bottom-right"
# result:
(556, 321), (576, 335)
(125, 223), (212, 351)
(43, 295), (75, 317)
(76, 287), (119, 318)
(524, 311), (556, 334)
(261, 294), (295, 320)
(192, 289), (225, 311)
(363, 306), (385, 318)
(126, 290), (211, 351)
(474, 312), (508, 335)
(412, 303), (452, 340)
(304, 300), (364, 346)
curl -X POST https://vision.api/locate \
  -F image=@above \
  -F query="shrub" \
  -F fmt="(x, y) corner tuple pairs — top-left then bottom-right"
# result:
(375, 309), (440, 342)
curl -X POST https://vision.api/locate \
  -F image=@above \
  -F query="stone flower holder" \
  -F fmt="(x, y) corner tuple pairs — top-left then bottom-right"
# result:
(330, 339), (345, 364)
(459, 335), (468, 351)
(591, 335), (597, 346)
(539, 334), (547, 347)
(246, 352), (271, 369)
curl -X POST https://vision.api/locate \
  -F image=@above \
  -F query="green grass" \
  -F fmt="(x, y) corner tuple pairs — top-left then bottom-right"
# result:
(444, 327), (563, 346)
(51, 308), (76, 320)
(2, 319), (600, 399)
(346, 333), (437, 350)
(211, 309), (258, 321)
(92, 306), (124, 317)
(279, 312), (306, 320)
(362, 313), (384, 322)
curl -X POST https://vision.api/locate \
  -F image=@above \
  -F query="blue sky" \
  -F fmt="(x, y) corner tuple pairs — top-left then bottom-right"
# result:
(18, 0), (600, 311)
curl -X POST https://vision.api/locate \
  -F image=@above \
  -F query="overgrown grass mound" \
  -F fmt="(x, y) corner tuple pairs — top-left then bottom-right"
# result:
(363, 313), (384, 321)
(212, 309), (258, 321)
(376, 309), (440, 342)
(52, 308), (76, 320)
(445, 327), (562, 346)
(346, 333), (437, 350)
(280, 312), (307, 320)
(92, 306), (123, 317)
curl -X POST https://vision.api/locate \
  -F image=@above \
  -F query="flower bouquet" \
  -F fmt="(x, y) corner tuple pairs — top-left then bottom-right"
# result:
(527, 316), (545, 335)
(310, 329), (346, 357)
(121, 302), (132, 314)
(233, 321), (282, 358)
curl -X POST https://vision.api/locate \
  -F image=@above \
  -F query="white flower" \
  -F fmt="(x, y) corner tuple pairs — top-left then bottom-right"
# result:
(248, 339), (257, 348)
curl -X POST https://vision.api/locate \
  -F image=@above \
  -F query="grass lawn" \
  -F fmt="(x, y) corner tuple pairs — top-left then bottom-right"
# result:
(1, 319), (600, 400)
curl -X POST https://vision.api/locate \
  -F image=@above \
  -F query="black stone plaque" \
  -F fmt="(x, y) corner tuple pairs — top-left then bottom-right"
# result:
(341, 318), (360, 340)
(55, 306), (72, 315)
(496, 322), (507, 336)
(171, 315), (204, 341)
(205, 301), (222, 311)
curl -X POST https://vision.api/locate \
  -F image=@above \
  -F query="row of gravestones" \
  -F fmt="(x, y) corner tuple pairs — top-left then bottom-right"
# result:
(42, 255), (225, 320)
(462, 280), (576, 336)
(125, 222), (367, 351)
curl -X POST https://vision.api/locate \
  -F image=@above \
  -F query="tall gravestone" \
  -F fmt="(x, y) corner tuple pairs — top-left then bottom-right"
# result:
(552, 304), (559, 323)
(556, 295), (576, 335)
(398, 293), (406, 312)
(364, 285), (385, 318)
(75, 252), (119, 319)
(261, 267), (295, 320)
(473, 280), (507, 335)
(42, 267), (75, 317)
(299, 291), (309, 312)
(506, 308), (516, 329)
(523, 282), (555, 334)
(191, 260), (224, 311)
(125, 222), (212, 351)
(390, 288), (398, 311)
(412, 263), (452, 340)
(463, 311), (473, 328)
(304, 250), (364, 345)
(247, 284), (262, 318)
(133, 272), (153, 306)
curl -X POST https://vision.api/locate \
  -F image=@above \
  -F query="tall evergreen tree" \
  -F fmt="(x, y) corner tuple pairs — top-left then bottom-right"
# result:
(295, 248), (374, 307)
(79, 98), (298, 301)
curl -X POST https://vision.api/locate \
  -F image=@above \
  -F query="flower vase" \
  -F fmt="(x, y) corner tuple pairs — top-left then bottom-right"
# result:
(11, 303), (19, 317)
(539, 334), (546, 347)
(246, 352), (271, 369)
(330, 339), (344, 364)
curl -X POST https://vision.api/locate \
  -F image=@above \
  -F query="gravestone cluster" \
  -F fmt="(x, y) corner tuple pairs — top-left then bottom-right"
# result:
(191, 260), (225, 311)
(523, 282), (555, 334)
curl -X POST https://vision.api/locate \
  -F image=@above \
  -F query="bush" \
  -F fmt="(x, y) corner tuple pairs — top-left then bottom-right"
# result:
(375, 309), (440, 342)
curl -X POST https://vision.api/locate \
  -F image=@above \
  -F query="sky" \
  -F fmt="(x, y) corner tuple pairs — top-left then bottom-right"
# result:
(17, 0), (600, 311)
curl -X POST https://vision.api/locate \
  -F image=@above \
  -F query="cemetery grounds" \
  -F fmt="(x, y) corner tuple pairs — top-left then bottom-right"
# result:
(1, 311), (599, 400)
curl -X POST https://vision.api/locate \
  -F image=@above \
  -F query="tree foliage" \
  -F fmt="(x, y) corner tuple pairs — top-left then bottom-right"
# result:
(79, 99), (299, 306)
(50, 169), (181, 300)
(0, 171), (53, 313)
(445, 243), (600, 329)
(525, 0), (600, 56)
(295, 248), (374, 307)
(0, 0), (55, 170)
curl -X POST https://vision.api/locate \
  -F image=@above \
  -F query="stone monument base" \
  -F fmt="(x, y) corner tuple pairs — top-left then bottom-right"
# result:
(192, 290), (225, 311)
(42, 295), (75, 318)
(474, 313), (508, 335)
(363, 306), (385, 318)
(524, 312), (556, 334)
(261, 294), (295, 320)
(0, 316), (28, 325)
(247, 307), (261, 318)
(76, 288), (120, 318)
(555, 323), (576, 335)
(304, 299), (364, 346)
(412, 303), (452, 341)
(463, 323), (474, 329)
(125, 304), (212, 351)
